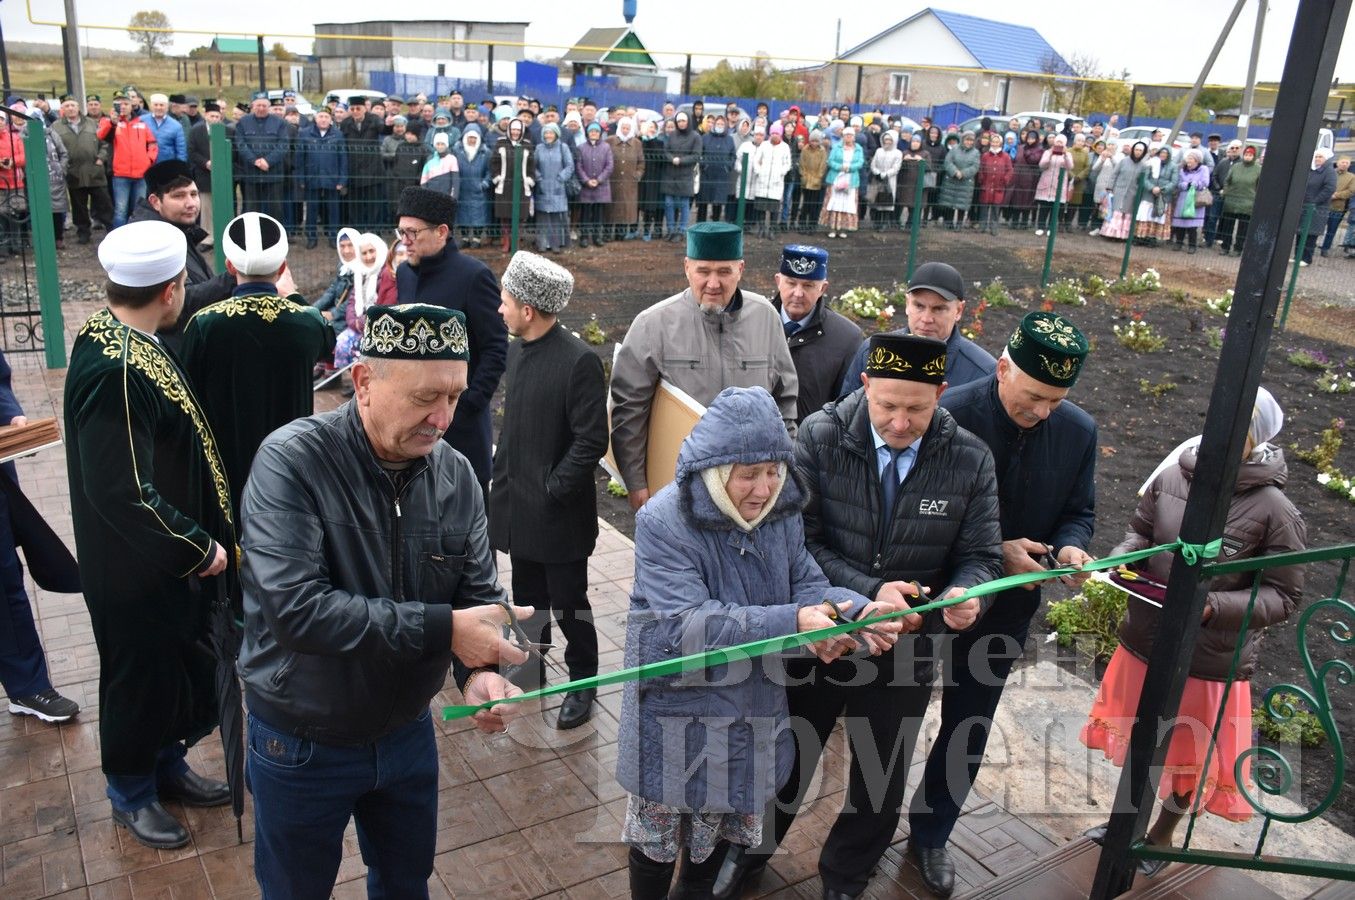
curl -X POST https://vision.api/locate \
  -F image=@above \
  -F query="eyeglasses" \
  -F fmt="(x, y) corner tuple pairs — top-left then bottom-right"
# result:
(395, 225), (436, 240)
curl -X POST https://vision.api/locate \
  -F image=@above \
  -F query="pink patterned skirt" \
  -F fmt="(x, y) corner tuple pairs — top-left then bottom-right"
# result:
(1080, 646), (1255, 822)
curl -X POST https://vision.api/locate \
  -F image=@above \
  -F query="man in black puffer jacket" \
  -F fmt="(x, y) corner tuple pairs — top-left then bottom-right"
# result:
(713, 333), (1002, 900)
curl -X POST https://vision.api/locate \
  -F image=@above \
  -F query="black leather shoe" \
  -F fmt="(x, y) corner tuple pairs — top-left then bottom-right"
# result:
(158, 769), (232, 807)
(822, 888), (859, 900)
(711, 844), (768, 899)
(908, 844), (955, 897)
(556, 688), (596, 730)
(112, 801), (190, 849)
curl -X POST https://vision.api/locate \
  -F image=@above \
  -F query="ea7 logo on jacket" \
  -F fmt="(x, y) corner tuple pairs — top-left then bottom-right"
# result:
(918, 499), (949, 516)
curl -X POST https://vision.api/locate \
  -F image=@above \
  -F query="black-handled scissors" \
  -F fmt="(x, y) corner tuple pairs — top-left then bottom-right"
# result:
(494, 600), (553, 678)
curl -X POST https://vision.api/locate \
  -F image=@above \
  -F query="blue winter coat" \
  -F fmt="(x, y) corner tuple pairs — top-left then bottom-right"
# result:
(141, 113), (186, 163)
(453, 144), (492, 226)
(234, 113), (289, 183)
(698, 131), (737, 203)
(295, 124), (348, 192)
(616, 386), (866, 814)
(533, 139), (574, 214)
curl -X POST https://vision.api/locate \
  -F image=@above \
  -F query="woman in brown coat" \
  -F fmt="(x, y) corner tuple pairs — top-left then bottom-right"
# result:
(607, 116), (645, 240)
(1081, 387), (1305, 875)
(797, 131), (828, 233)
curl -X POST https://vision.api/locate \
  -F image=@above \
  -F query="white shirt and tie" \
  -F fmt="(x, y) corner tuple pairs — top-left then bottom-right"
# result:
(871, 425), (917, 514)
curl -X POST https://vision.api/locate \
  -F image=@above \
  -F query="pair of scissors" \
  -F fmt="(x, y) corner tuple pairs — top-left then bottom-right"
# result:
(821, 594), (910, 649)
(494, 601), (553, 678)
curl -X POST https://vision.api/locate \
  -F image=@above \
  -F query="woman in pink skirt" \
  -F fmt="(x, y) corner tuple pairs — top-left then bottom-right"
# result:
(1080, 387), (1306, 874)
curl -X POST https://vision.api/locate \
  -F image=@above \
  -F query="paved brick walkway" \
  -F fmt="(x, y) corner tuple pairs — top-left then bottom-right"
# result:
(0, 350), (1059, 899)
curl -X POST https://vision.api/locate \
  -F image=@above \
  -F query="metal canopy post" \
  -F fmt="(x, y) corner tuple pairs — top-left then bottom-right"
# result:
(1089, 1), (1354, 895)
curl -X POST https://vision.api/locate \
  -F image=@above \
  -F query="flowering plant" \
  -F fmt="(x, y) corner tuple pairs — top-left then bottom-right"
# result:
(1113, 319), (1166, 352)
(1316, 371), (1354, 394)
(1044, 278), (1086, 306)
(837, 287), (896, 322)
(1204, 289), (1234, 316)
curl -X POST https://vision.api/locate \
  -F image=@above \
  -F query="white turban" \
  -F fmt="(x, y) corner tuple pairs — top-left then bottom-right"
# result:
(99, 220), (186, 287)
(223, 212), (288, 277)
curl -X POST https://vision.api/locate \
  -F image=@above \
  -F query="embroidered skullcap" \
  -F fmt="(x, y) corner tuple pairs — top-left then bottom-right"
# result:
(223, 212), (288, 277)
(865, 333), (946, 384)
(779, 244), (828, 281)
(361, 304), (469, 361)
(1007, 311), (1089, 388)
(501, 251), (575, 315)
(98, 220), (186, 287)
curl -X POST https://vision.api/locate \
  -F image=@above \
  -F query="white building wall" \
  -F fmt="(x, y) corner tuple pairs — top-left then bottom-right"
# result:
(844, 13), (980, 68)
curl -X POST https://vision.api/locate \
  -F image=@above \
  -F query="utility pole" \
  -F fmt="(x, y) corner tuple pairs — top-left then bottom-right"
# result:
(256, 36), (266, 94)
(1166, 0), (1249, 145)
(64, 0), (87, 109)
(1238, 0), (1268, 143)
(830, 18), (841, 104)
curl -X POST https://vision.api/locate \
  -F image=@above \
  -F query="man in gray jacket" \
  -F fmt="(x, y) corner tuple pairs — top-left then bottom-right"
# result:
(239, 303), (535, 899)
(610, 221), (798, 510)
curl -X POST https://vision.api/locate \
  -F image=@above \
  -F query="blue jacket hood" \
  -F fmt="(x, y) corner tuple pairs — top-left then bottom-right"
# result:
(674, 386), (803, 532)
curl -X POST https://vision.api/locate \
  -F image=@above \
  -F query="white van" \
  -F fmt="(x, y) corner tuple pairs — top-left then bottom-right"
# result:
(323, 89), (388, 108)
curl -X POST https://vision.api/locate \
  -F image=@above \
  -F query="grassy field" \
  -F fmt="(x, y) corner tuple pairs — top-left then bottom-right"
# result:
(6, 54), (299, 106)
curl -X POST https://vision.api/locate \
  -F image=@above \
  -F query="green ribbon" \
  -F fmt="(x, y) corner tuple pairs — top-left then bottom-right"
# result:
(442, 537), (1223, 721)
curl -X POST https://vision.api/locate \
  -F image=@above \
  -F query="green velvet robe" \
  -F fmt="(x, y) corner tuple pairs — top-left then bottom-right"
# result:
(179, 290), (332, 519)
(64, 307), (236, 777)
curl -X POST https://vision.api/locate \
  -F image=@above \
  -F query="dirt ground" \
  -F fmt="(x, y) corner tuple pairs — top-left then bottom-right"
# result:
(34, 222), (1355, 837)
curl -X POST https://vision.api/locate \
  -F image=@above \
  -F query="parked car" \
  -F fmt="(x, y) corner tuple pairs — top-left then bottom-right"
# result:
(679, 102), (751, 124)
(266, 90), (315, 117)
(1236, 128), (1335, 160)
(322, 89), (387, 108)
(1115, 126), (1189, 150)
(960, 111), (1085, 134)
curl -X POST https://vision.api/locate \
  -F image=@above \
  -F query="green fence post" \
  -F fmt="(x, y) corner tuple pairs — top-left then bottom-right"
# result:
(1041, 166), (1066, 289)
(22, 120), (66, 369)
(208, 122), (234, 273)
(735, 163), (748, 229)
(906, 159), (926, 282)
(1279, 203), (1316, 330)
(510, 146), (522, 254)
(1119, 171), (1148, 282)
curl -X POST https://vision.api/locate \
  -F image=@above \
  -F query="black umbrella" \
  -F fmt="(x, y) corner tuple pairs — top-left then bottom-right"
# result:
(207, 571), (246, 842)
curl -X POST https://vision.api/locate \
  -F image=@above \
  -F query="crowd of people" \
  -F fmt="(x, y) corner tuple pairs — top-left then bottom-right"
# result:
(0, 84), (1322, 900)
(5, 85), (1352, 266)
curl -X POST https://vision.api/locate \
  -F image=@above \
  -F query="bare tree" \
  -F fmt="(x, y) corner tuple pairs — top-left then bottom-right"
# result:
(127, 10), (173, 60)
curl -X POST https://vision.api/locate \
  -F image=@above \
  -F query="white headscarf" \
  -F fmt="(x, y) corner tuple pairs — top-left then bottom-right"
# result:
(616, 116), (636, 142)
(335, 227), (362, 275)
(1138, 387), (1284, 494)
(462, 126), (482, 161)
(350, 233), (389, 319)
(700, 463), (787, 532)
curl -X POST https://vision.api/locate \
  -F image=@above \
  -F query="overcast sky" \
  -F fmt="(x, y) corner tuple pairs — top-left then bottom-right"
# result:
(5, 0), (1355, 87)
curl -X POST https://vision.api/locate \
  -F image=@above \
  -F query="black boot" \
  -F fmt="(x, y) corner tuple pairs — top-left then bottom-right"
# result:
(630, 847), (676, 900)
(670, 845), (726, 899)
(711, 844), (768, 899)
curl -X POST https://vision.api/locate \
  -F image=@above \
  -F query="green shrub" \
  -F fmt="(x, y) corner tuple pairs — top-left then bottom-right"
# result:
(1044, 578), (1127, 661)
(1287, 348), (1333, 371)
(1083, 274), (1112, 300)
(1115, 268), (1162, 295)
(1113, 319), (1167, 352)
(977, 277), (1020, 307)
(1254, 692), (1327, 747)
(581, 315), (608, 346)
(1044, 277), (1086, 306)
(1291, 418), (1344, 471)
(1138, 378), (1177, 397)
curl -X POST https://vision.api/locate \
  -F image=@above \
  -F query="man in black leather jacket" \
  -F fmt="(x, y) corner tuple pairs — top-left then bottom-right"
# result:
(238, 303), (534, 899)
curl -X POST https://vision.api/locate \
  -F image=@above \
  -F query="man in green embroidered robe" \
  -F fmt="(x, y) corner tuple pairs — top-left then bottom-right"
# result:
(180, 212), (332, 517)
(65, 220), (236, 849)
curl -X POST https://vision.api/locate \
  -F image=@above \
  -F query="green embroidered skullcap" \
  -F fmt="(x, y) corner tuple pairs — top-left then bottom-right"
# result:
(361, 304), (469, 361)
(685, 221), (743, 261)
(865, 333), (946, 384)
(1007, 311), (1089, 387)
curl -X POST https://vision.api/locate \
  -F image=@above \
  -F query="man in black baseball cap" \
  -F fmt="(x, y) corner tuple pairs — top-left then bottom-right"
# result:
(839, 261), (996, 397)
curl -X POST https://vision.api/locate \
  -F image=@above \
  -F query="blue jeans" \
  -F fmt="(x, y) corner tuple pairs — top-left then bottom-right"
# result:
(110, 177), (147, 229)
(1321, 209), (1345, 251)
(247, 710), (438, 900)
(105, 743), (189, 812)
(663, 194), (690, 235)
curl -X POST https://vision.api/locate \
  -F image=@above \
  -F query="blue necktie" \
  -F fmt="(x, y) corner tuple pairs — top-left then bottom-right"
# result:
(880, 447), (902, 518)
(783, 320), (801, 337)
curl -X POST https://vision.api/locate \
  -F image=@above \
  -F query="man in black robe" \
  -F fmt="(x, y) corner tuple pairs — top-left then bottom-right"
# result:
(180, 212), (332, 518)
(64, 220), (235, 850)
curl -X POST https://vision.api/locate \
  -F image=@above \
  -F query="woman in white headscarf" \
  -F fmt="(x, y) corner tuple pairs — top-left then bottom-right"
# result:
(607, 116), (646, 240)
(1081, 386), (1306, 875)
(334, 233), (388, 368)
(867, 130), (903, 230)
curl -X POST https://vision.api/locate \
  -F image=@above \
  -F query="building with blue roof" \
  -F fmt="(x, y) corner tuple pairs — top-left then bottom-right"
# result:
(822, 7), (1074, 116)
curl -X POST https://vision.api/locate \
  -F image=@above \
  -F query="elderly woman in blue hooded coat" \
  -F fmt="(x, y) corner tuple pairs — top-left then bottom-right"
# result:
(453, 124), (491, 247)
(616, 386), (902, 899)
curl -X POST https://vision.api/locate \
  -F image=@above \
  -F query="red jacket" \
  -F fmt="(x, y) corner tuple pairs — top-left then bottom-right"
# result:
(0, 127), (25, 191)
(978, 150), (1014, 206)
(98, 116), (159, 179)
